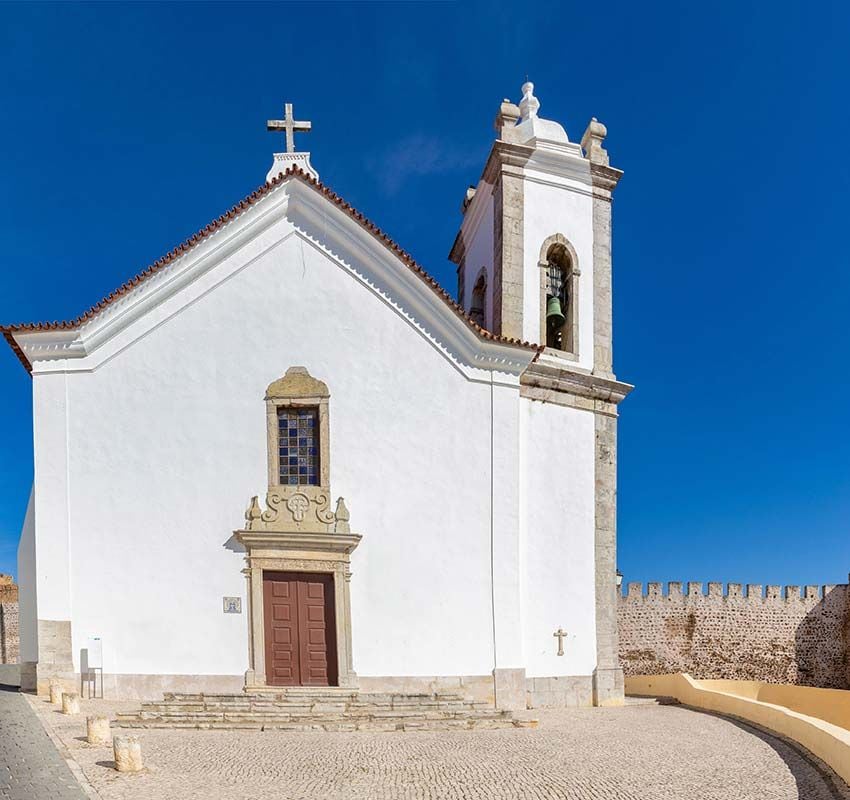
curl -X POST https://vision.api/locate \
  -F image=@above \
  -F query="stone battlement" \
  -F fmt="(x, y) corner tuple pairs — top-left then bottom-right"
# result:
(0, 575), (17, 604)
(618, 575), (850, 688)
(623, 581), (846, 602)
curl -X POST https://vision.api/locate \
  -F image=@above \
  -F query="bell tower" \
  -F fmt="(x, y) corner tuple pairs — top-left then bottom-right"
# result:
(450, 82), (631, 708)
(450, 81), (622, 378)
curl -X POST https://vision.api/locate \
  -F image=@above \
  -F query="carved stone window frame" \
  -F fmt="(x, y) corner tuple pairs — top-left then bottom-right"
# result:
(538, 234), (580, 360)
(265, 367), (331, 491)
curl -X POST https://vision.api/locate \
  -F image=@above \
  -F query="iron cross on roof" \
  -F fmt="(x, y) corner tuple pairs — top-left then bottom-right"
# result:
(267, 103), (312, 154)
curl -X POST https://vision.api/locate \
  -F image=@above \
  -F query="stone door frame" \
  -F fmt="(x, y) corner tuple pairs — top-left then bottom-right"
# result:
(238, 530), (360, 691)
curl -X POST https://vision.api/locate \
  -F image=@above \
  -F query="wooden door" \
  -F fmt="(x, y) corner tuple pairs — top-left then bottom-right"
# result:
(263, 572), (337, 687)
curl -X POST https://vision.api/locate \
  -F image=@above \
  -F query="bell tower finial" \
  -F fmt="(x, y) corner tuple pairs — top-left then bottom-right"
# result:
(519, 81), (540, 121)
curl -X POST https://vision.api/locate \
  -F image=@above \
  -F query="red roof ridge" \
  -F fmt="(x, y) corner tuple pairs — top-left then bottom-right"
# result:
(2, 166), (542, 373)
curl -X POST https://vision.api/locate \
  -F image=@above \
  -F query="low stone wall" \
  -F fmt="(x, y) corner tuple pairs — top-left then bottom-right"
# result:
(618, 581), (850, 688)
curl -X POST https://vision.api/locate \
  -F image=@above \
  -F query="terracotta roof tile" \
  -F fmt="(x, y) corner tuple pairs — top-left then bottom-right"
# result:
(1, 167), (541, 374)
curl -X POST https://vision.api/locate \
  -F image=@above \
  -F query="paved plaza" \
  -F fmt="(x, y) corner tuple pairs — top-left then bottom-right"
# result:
(0, 686), (86, 800)
(2, 691), (847, 799)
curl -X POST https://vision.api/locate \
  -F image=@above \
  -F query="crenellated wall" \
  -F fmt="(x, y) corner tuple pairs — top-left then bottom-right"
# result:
(0, 575), (19, 665)
(618, 580), (850, 688)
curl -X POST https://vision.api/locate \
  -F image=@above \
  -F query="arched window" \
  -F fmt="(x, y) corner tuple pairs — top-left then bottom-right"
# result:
(539, 235), (579, 355)
(470, 271), (487, 328)
(265, 366), (330, 491)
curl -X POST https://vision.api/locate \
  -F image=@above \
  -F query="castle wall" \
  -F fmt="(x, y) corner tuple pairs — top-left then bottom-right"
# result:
(618, 581), (850, 688)
(0, 577), (19, 665)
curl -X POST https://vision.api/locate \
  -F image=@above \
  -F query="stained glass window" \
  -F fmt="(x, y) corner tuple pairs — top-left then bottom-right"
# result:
(277, 407), (319, 486)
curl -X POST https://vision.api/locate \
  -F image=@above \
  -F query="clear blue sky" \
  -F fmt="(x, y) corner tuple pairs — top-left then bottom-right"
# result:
(1, 2), (848, 586)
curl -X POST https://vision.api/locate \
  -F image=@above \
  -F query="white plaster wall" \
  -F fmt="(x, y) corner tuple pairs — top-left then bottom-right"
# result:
(460, 184), (494, 328)
(490, 382), (523, 668)
(16, 487), (37, 663)
(31, 375), (72, 623)
(521, 172), (594, 368)
(48, 219), (499, 679)
(520, 397), (597, 677)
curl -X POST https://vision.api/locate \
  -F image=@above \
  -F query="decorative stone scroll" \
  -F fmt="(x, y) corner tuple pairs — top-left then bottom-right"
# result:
(244, 489), (342, 533)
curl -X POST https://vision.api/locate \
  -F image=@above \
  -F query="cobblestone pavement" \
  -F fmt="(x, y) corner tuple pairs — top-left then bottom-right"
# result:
(25, 695), (850, 800)
(0, 686), (87, 800)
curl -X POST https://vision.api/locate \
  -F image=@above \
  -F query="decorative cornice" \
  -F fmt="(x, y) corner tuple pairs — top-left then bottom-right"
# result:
(235, 529), (362, 556)
(3, 168), (541, 377)
(0, 168), (538, 372)
(481, 140), (534, 185)
(588, 163), (624, 198)
(480, 139), (591, 187)
(290, 180), (538, 380)
(449, 137), (592, 266)
(520, 360), (633, 416)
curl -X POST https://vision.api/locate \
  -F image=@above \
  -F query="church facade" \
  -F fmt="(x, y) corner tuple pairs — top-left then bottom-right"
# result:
(2, 82), (631, 709)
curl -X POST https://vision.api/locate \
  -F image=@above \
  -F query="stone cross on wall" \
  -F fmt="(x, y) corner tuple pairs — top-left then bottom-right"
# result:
(267, 103), (312, 154)
(553, 628), (567, 656)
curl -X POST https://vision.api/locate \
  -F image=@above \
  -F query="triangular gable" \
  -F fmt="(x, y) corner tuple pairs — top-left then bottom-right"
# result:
(2, 168), (541, 376)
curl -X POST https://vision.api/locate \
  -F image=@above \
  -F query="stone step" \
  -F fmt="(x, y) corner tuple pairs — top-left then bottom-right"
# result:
(126, 702), (492, 714)
(116, 689), (520, 733)
(116, 714), (533, 732)
(132, 698), (488, 715)
(120, 708), (512, 724)
(163, 691), (469, 704)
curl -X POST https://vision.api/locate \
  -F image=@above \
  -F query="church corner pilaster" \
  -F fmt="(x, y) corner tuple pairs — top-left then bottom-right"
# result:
(582, 118), (623, 382)
(592, 411), (624, 707)
(580, 119), (627, 705)
(492, 169), (525, 340)
(34, 619), (75, 696)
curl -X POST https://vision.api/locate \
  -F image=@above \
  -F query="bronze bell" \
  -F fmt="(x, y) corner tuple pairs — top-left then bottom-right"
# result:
(546, 295), (566, 329)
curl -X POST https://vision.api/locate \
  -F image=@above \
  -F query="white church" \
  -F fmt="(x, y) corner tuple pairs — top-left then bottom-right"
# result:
(2, 82), (631, 711)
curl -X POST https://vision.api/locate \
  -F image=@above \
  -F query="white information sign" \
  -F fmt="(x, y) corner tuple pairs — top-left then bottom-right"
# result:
(86, 637), (103, 669)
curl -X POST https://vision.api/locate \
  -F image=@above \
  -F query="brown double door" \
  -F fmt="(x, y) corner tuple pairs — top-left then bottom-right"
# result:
(263, 572), (337, 686)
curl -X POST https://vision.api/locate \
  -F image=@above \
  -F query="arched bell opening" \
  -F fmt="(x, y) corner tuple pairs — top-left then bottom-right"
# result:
(538, 235), (579, 356)
(470, 270), (488, 329)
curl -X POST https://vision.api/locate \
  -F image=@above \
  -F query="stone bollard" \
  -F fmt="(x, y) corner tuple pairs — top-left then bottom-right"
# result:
(113, 735), (143, 773)
(87, 715), (111, 745)
(61, 692), (81, 715)
(49, 683), (64, 705)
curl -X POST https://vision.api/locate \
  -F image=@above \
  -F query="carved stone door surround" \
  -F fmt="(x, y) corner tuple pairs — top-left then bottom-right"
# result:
(234, 367), (361, 690)
(237, 529), (360, 689)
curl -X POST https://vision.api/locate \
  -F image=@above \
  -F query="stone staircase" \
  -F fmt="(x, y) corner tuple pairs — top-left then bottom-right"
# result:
(115, 688), (535, 732)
